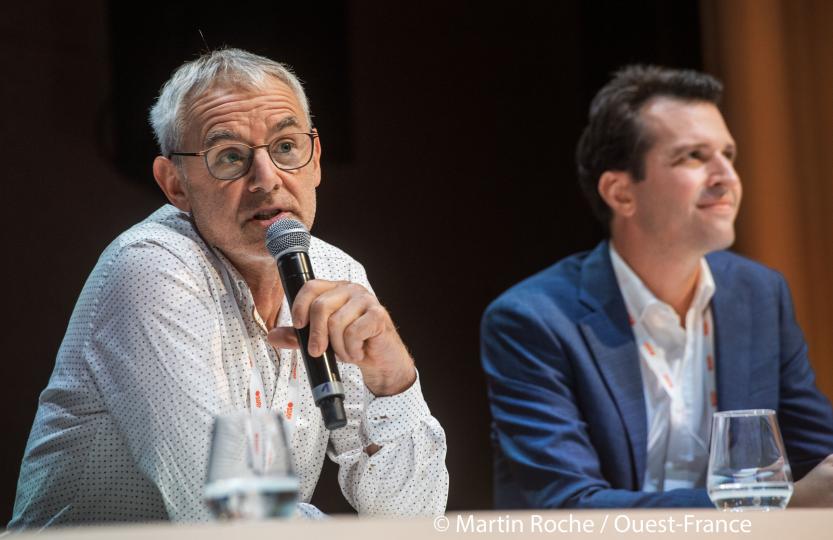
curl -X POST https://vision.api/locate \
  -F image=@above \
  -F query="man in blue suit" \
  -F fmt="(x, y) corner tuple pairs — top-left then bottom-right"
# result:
(481, 65), (833, 508)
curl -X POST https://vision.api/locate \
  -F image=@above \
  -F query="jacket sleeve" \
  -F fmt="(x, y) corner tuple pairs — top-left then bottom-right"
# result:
(481, 296), (711, 509)
(774, 274), (833, 479)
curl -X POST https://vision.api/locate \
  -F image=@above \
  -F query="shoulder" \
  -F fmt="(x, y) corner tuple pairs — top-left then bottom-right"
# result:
(308, 235), (355, 264)
(484, 249), (593, 329)
(102, 205), (209, 268)
(308, 235), (368, 284)
(706, 249), (788, 294)
(109, 205), (206, 261)
(90, 205), (215, 298)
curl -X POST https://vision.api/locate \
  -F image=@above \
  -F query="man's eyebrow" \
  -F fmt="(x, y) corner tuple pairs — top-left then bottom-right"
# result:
(668, 141), (737, 157)
(269, 116), (302, 133)
(668, 142), (707, 155)
(203, 129), (240, 148)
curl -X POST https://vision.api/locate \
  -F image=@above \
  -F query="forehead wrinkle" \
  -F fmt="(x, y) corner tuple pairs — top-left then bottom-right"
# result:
(270, 116), (301, 133)
(203, 115), (301, 147)
(202, 114), (302, 148)
(184, 81), (307, 151)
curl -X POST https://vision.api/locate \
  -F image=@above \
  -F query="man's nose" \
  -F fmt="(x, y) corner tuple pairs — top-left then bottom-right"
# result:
(247, 147), (283, 193)
(709, 153), (740, 186)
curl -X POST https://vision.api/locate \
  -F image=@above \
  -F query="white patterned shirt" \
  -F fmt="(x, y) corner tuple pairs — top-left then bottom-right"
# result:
(10, 205), (448, 528)
(609, 244), (716, 492)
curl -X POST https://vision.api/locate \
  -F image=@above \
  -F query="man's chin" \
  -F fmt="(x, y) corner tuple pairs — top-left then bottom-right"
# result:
(703, 229), (736, 254)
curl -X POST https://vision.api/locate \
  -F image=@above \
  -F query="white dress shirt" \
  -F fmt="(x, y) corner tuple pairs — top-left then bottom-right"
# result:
(609, 244), (717, 492)
(10, 205), (448, 528)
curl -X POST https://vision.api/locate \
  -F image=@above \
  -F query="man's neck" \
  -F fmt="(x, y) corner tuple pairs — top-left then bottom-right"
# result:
(227, 253), (284, 330)
(611, 235), (702, 323)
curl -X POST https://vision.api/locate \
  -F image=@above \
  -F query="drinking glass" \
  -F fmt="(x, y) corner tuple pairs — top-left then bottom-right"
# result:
(707, 409), (793, 511)
(204, 410), (299, 520)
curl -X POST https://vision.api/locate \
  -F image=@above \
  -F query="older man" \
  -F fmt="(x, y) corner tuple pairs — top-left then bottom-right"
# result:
(11, 48), (448, 527)
(481, 65), (833, 509)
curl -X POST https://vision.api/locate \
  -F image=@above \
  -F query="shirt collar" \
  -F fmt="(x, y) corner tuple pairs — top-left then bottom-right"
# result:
(609, 243), (716, 327)
(205, 238), (293, 333)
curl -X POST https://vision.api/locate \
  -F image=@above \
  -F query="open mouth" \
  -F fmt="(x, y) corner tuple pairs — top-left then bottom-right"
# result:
(253, 208), (282, 221)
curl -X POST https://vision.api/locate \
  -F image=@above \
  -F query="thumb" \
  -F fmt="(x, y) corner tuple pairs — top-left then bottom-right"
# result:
(267, 326), (300, 350)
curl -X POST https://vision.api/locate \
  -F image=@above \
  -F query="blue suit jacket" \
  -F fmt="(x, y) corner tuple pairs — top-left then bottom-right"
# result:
(481, 241), (833, 508)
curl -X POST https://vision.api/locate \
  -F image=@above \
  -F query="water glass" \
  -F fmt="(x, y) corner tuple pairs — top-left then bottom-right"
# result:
(707, 409), (793, 511)
(204, 410), (299, 520)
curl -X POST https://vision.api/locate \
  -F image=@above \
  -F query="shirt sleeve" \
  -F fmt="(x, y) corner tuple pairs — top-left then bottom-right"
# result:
(86, 240), (227, 522)
(325, 259), (449, 516)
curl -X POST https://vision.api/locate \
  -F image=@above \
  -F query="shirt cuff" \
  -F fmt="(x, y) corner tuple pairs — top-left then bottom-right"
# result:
(362, 369), (431, 445)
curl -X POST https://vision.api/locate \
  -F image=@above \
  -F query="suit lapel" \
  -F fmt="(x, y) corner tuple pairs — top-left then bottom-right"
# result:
(578, 242), (647, 488)
(707, 255), (751, 411)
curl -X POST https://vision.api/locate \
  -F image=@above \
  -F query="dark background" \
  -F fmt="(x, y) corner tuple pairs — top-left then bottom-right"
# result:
(0, 0), (703, 520)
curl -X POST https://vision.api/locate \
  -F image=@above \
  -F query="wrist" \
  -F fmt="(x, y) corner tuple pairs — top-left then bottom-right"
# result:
(364, 359), (416, 397)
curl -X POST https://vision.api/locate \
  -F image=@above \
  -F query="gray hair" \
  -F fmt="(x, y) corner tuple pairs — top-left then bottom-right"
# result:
(149, 48), (312, 157)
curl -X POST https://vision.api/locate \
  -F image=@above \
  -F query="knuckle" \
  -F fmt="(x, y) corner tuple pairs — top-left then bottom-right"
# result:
(327, 313), (343, 330)
(348, 348), (363, 362)
(310, 296), (328, 314)
(297, 283), (315, 299)
(346, 282), (364, 294)
(344, 323), (359, 340)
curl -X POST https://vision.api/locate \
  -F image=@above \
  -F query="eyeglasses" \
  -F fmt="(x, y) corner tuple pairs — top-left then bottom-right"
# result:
(170, 132), (318, 181)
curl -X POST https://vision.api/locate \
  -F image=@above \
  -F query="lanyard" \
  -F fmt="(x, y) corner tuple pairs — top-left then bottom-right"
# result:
(205, 245), (302, 434)
(285, 355), (300, 424)
(629, 307), (718, 450)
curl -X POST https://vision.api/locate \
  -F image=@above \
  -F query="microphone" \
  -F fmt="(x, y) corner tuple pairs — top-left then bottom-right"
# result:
(265, 219), (347, 430)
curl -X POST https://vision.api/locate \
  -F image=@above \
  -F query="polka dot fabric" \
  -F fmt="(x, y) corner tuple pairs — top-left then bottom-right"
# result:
(10, 205), (448, 529)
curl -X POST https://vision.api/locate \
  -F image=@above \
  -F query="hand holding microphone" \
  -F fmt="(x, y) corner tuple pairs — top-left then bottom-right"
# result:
(265, 220), (416, 429)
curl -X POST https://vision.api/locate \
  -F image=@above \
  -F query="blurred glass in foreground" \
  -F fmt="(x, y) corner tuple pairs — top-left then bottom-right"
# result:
(204, 410), (299, 520)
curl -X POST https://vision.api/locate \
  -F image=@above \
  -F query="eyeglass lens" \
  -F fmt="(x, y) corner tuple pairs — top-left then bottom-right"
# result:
(206, 133), (312, 180)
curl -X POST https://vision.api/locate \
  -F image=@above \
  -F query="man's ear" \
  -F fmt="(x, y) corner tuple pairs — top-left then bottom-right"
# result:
(598, 170), (636, 219)
(153, 156), (191, 212)
(310, 129), (322, 188)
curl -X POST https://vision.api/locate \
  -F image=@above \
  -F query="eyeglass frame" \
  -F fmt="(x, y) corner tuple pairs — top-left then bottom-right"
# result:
(168, 131), (319, 181)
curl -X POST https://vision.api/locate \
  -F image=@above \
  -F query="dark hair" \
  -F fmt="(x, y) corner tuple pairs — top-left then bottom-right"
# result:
(576, 65), (723, 227)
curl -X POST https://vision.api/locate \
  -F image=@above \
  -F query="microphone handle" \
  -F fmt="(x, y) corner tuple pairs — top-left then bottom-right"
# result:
(277, 251), (347, 430)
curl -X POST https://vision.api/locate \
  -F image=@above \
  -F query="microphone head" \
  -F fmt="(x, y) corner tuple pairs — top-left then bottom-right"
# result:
(265, 218), (311, 259)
